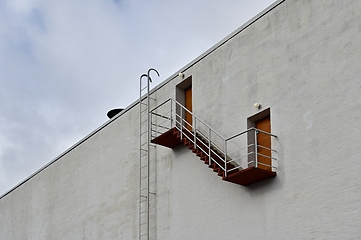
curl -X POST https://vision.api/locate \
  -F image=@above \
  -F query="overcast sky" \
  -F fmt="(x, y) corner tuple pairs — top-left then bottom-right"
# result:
(0, 0), (275, 195)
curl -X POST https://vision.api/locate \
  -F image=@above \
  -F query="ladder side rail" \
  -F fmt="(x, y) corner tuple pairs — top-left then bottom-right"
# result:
(146, 74), (150, 240)
(139, 74), (150, 240)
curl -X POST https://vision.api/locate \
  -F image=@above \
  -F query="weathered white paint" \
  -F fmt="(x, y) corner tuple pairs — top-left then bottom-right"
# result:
(2, 0), (361, 239)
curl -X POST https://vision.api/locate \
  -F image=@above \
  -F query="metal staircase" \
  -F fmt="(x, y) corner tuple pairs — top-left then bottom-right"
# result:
(150, 98), (278, 186)
(139, 69), (159, 240)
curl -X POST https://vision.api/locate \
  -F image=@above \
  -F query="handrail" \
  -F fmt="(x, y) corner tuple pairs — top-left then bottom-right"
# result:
(226, 127), (277, 141)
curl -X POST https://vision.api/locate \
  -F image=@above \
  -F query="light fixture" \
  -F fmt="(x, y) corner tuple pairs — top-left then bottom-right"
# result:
(254, 103), (261, 109)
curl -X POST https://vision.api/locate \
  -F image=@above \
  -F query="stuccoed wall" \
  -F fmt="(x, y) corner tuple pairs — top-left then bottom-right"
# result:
(0, 107), (142, 239)
(1, 0), (361, 239)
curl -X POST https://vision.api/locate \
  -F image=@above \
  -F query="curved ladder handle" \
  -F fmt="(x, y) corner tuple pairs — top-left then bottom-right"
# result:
(147, 68), (160, 83)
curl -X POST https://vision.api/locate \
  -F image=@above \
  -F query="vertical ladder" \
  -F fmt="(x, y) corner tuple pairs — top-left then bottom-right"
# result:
(139, 69), (159, 240)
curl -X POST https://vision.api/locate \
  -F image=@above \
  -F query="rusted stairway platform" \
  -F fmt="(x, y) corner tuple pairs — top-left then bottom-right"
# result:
(151, 127), (276, 186)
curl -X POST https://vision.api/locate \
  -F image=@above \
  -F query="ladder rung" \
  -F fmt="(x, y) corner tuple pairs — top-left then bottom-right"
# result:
(140, 195), (148, 198)
(141, 187), (147, 191)
(141, 176), (148, 180)
(141, 165), (147, 169)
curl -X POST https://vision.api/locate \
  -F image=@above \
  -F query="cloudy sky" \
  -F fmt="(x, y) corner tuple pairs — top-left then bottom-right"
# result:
(0, 0), (275, 195)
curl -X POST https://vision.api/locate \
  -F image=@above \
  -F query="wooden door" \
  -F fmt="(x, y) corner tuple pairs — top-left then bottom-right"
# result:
(184, 86), (192, 131)
(255, 116), (271, 171)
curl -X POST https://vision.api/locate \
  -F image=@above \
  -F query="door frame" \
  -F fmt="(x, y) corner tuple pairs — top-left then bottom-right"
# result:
(176, 76), (192, 130)
(247, 108), (271, 169)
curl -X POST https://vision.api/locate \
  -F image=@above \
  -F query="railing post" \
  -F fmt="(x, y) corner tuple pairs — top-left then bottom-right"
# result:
(150, 111), (153, 139)
(194, 118), (197, 150)
(224, 140), (227, 177)
(254, 129), (258, 168)
(180, 104), (183, 140)
(208, 128), (211, 166)
(170, 100), (173, 128)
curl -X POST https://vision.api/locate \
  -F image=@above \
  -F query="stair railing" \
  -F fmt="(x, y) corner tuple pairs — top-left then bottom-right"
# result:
(150, 99), (277, 177)
(150, 99), (228, 173)
(225, 128), (278, 173)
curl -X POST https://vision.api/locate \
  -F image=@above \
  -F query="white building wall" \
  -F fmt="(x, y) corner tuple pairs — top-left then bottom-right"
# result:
(1, 0), (361, 239)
